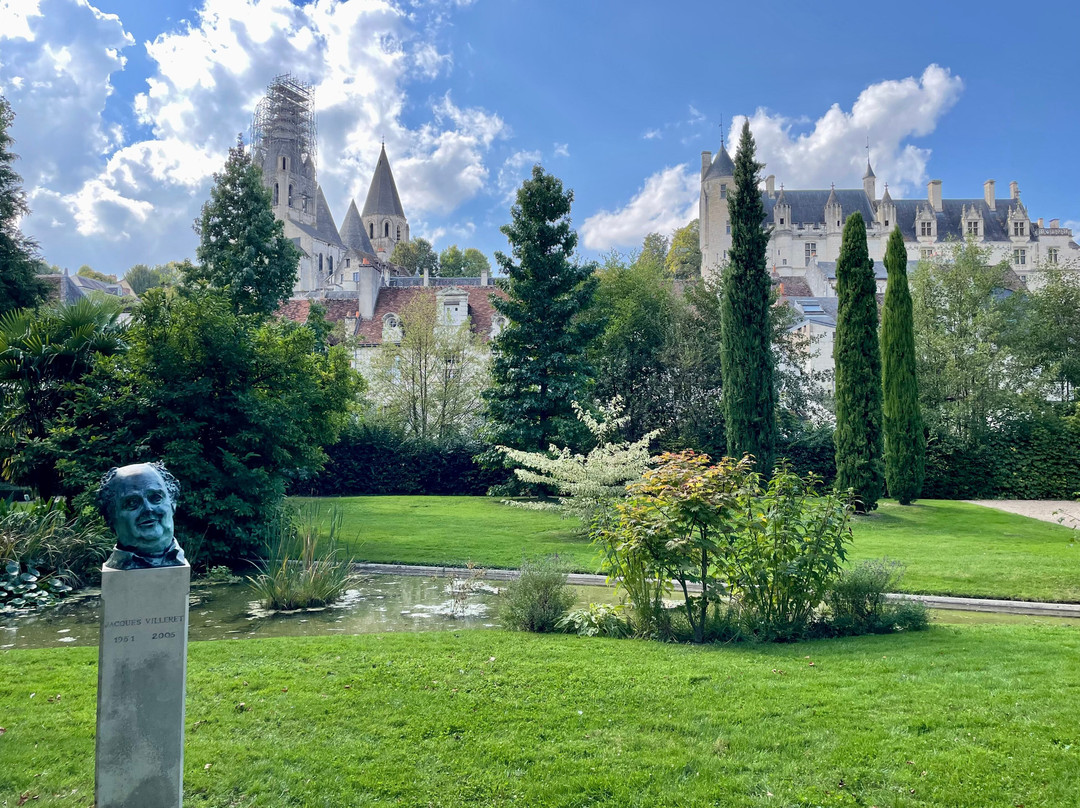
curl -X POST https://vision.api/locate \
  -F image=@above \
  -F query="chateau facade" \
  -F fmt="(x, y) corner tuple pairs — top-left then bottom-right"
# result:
(699, 146), (1079, 287)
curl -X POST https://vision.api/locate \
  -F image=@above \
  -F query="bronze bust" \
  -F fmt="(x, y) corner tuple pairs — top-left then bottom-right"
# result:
(96, 462), (186, 571)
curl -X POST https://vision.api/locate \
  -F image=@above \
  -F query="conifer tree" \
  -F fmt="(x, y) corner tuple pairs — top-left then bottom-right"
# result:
(881, 226), (925, 504)
(484, 165), (598, 453)
(190, 135), (299, 317)
(0, 96), (49, 314)
(720, 120), (775, 472)
(833, 212), (884, 511)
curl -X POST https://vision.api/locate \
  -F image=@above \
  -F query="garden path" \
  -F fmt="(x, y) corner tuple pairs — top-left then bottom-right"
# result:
(965, 499), (1080, 530)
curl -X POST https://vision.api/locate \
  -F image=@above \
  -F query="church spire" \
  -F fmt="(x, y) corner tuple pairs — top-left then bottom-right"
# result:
(362, 143), (405, 218)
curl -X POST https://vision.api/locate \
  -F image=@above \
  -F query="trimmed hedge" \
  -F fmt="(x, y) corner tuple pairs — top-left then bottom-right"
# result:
(295, 424), (508, 497)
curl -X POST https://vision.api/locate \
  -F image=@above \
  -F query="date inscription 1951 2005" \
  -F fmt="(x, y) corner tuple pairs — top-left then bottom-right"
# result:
(104, 614), (185, 643)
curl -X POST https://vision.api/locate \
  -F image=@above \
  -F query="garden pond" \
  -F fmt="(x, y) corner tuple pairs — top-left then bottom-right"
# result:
(0, 573), (616, 650)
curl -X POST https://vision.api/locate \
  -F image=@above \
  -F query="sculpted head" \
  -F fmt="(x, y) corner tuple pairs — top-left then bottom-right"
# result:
(96, 463), (180, 558)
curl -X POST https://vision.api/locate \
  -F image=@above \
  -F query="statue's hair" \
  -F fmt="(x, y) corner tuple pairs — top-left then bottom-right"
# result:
(96, 462), (180, 526)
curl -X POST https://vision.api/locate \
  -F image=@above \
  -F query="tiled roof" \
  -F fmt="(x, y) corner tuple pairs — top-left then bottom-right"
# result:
(775, 275), (812, 297)
(314, 186), (345, 248)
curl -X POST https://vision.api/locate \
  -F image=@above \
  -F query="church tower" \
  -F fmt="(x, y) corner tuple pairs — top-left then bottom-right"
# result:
(251, 74), (318, 228)
(362, 144), (409, 260)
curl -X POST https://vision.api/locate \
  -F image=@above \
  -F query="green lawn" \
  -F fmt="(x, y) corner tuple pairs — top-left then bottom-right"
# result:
(3, 626), (1080, 807)
(305, 495), (1079, 603)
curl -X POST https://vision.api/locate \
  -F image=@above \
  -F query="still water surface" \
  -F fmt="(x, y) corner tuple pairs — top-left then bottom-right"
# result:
(0, 574), (615, 650)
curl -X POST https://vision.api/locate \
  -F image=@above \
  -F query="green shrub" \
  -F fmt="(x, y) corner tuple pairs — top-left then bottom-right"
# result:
(825, 559), (929, 635)
(557, 602), (632, 638)
(499, 556), (575, 633)
(247, 503), (353, 611)
(721, 468), (851, 641)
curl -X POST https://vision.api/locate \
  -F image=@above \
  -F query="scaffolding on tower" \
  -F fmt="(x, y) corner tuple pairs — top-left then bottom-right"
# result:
(251, 73), (318, 187)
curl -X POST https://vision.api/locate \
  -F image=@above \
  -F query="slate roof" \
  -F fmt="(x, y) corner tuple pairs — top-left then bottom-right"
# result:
(362, 145), (405, 218)
(314, 186), (345, 249)
(763, 186), (1037, 244)
(340, 199), (378, 256)
(703, 147), (735, 182)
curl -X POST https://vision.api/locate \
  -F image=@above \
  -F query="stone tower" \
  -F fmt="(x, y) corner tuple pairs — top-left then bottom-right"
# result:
(699, 144), (735, 281)
(361, 144), (409, 260)
(251, 74), (318, 227)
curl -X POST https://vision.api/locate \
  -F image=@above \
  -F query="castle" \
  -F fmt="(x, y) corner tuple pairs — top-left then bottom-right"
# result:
(698, 142), (1080, 378)
(253, 75), (501, 348)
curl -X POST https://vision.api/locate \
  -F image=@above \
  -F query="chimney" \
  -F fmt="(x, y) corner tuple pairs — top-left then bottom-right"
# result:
(765, 175), (775, 195)
(984, 179), (996, 211)
(701, 152), (712, 180)
(1038, 218), (1044, 228)
(927, 179), (942, 212)
(1010, 181), (1019, 201)
(1050, 218), (1060, 228)
(481, 265), (490, 286)
(423, 265), (430, 287)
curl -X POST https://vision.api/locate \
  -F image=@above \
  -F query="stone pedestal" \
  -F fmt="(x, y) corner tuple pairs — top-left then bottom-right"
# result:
(95, 563), (190, 808)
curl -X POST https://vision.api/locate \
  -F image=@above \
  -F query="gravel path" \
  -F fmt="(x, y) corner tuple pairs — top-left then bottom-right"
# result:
(965, 499), (1080, 530)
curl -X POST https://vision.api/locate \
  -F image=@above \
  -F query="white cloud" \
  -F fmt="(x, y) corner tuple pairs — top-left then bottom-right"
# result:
(553, 142), (569, 158)
(642, 129), (661, 140)
(5, 0), (504, 272)
(496, 148), (542, 203)
(737, 64), (963, 194)
(583, 65), (963, 252)
(580, 165), (698, 250)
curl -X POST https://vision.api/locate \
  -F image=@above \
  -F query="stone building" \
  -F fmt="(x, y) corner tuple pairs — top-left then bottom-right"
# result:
(253, 75), (501, 353)
(699, 142), (1080, 380)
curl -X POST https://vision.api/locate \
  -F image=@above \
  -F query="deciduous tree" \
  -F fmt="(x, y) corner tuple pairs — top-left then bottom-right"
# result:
(390, 237), (438, 278)
(665, 219), (702, 279)
(720, 121), (776, 472)
(881, 226), (924, 504)
(833, 212), (884, 511)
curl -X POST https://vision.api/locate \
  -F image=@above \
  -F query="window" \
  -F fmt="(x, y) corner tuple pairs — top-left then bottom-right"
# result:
(353, 271), (359, 282)
(273, 183), (279, 205)
(920, 220), (933, 237)
(779, 217), (785, 225)
(396, 226), (401, 240)
(1013, 221), (1026, 237)
(804, 243), (817, 266)
(920, 248), (933, 260)
(720, 184), (727, 199)
(318, 254), (323, 273)
(384, 222), (390, 238)
(782, 258), (787, 266)
(328, 255), (333, 273)
(967, 220), (979, 236)
(884, 219), (889, 227)
(1048, 248), (1059, 264)
(1014, 248), (1026, 265)
(288, 184), (293, 207)
(836, 220), (841, 227)
(345, 258), (351, 268)
(725, 220), (731, 235)
(1020, 274), (1028, 283)
(281, 157), (287, 171)
(369, 223), (374, 238)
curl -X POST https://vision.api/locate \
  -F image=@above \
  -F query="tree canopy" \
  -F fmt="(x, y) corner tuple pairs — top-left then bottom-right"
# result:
(0, 96), (50, 314)
(391, 238), (438, 278)
(665, 219), (702, 279)
(720, 121), (776, 473)
(484, 165), (599, 454)
(188, 136), (299, 317)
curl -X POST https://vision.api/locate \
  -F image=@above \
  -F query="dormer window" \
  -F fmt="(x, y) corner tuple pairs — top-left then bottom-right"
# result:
(382, 313), (403, 342)
(967, 221), (979, 236)
(920, 221), (933, 237)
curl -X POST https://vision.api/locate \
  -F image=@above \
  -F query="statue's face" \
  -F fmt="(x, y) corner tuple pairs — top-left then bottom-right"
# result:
(109, 465), (175, 555)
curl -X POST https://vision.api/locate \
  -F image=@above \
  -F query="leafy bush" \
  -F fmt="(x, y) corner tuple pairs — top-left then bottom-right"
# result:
(0, 498), (109, 600)
(557, 602), (632, 638)
(247, 503), (353, 611)
(826, 559), (929, 635)
(499, 556), (575, 633)
(721, 468), (851, 641)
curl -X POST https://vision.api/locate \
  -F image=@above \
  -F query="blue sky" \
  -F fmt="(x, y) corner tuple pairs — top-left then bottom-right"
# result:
(2, 0), (1078, 276)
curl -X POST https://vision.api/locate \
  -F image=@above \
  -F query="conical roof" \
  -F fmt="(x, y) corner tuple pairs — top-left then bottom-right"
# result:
(340, 199), (377, 255)
(881, 184), (893, 204)
(863, 159), (876, 180)
(314, 186), (344, 248)
(825, 185), (840, 208)
(361, 144), (406, 218)
(703, 146), (735, 181)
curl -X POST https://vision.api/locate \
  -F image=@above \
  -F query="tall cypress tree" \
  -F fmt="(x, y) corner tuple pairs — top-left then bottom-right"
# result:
(833, 212), (884, 511)
(484, 165), (599, 453)
(720, 120), (775, 472)
(881, 226), (925, 504)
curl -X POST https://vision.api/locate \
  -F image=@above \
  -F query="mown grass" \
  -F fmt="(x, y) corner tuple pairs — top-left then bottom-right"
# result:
(2, 625), (1079, 807)
(300, 495), (1079, 602)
